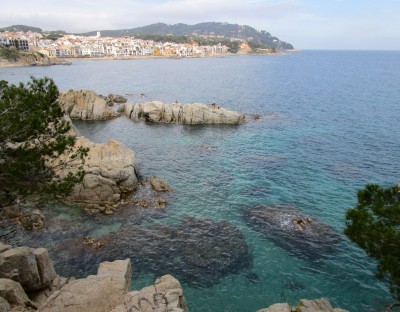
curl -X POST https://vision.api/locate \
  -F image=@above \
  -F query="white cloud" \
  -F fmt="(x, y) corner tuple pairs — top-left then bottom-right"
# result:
(2, 0), (305, 32)
(1, 0), (400, 49)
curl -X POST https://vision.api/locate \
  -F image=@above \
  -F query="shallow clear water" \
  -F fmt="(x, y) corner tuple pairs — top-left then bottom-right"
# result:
(1, 51), (400, 311)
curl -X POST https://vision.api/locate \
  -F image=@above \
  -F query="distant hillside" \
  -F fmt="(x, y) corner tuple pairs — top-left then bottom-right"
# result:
(0, 25), (42, 33)
(81, 22), (294, 50)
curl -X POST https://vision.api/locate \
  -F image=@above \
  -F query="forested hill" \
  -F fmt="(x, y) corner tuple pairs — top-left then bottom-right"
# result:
(81, 22), (294, 50)
(0, 25), (42, 33)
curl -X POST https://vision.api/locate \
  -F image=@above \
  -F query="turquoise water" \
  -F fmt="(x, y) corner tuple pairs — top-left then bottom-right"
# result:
(1, 51), (400, 311)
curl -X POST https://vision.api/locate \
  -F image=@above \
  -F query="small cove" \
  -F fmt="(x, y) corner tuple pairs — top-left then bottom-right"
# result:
(1, 51), (400, 311)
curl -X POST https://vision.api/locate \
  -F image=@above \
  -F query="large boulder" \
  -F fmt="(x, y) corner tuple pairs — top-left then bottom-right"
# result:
(58, 89), (118, 120)
(40, 259), (131, 312)
(0, 247), (41, 292)
(0, 246), (57, 292)
(0, 278), (36, 310)
(111, 274), (187, 312)
(125, 101), (245, 124)
(52, 136), (139, 205)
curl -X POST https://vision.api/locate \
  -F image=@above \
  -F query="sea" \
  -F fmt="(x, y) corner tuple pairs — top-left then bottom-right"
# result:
(1, 50), (400, 311)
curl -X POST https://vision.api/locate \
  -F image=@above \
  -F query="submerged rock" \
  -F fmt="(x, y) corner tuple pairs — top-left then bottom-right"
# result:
(18, 209), (45, 230)
(58, 89), (119, 120)
(125, 101), (245, 124)
(150, 176), (170, 192)
(243, 205), (341, 261)
(53, 218), (252, 287)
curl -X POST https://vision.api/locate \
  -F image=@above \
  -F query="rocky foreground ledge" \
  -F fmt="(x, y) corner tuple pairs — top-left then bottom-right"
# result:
(0, 242), (187, 312)
(0, 242), (348, 312)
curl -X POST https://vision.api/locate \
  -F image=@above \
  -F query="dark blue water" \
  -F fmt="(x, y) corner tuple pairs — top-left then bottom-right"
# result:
(1, 51), (400, 311)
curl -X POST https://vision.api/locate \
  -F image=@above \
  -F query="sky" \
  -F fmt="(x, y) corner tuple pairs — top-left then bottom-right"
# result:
(2, 0), (400, 50)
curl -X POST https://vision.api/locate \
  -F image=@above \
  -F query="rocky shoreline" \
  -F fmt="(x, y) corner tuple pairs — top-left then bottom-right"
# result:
(0, 87), (349, 311)
(0, 242), (347, 312)
(53, 88), (245, 209)
(0, 51), (71, 67)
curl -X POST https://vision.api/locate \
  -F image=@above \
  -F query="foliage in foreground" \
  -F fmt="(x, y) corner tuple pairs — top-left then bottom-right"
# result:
(345, 184), (400, 300)
(0, 77), (86, 200)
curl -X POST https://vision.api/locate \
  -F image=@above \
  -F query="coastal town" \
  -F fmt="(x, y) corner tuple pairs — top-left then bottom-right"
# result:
(0, 29), (232, 58)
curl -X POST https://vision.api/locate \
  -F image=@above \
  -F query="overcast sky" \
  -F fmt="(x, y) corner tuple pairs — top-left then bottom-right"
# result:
(2, 0), (400, 50)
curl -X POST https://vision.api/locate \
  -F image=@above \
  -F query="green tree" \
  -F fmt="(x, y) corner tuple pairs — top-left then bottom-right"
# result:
(0, 77), (87, 201)
(344, 184), (400, 303)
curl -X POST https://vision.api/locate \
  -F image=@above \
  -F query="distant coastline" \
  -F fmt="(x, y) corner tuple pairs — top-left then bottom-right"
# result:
(0, 50), (303, 68)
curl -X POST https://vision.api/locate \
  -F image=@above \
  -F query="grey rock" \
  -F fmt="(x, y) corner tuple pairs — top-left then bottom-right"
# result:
(30, 210), (45, 229)
(149, 176), (170, 192)
(107, 94), (127, 104)
(58, 89), (119, 120)
(97, 259), (132, 292)
(153, 198), (166, 209)
(0, 243), (11, 254)
(41, 259), (131, 312)
(0, 278), (36, 309)
(258, 299), (348, 312)
(111, 274), (187, 312)
(18, 210), (45, 230)
(0, 297), (10, 312)
(51, 136), (139, 205)
(34, 248), (57, 289)
(296, 298), (348, 312)
(257, 303), (291, 312)
(0, 247), (41, 292)
(125, 101), (245, 124)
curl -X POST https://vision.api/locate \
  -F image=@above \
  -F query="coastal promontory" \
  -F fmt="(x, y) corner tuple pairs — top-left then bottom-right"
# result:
(125, 101), (246, 124)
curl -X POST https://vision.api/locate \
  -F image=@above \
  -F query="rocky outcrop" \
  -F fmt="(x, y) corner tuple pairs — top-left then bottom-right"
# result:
(0, 49), (71, 67)
(1, 243), (350, 312)
(125, 101), (245, 124)
(0, 245), (56, 292)
(257, 298), (348, 312)
(0, 278), (36, 310)
(0, 50), (50, 67)
(0, 242), (66, 311)
(242, 205), (341, 261)
(111, 274), (187, 312)
(0, 242), (188, 312)
(58, 89), (119, 120)
(41, 259), (131, 312)
(53, 135), (139, 205)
